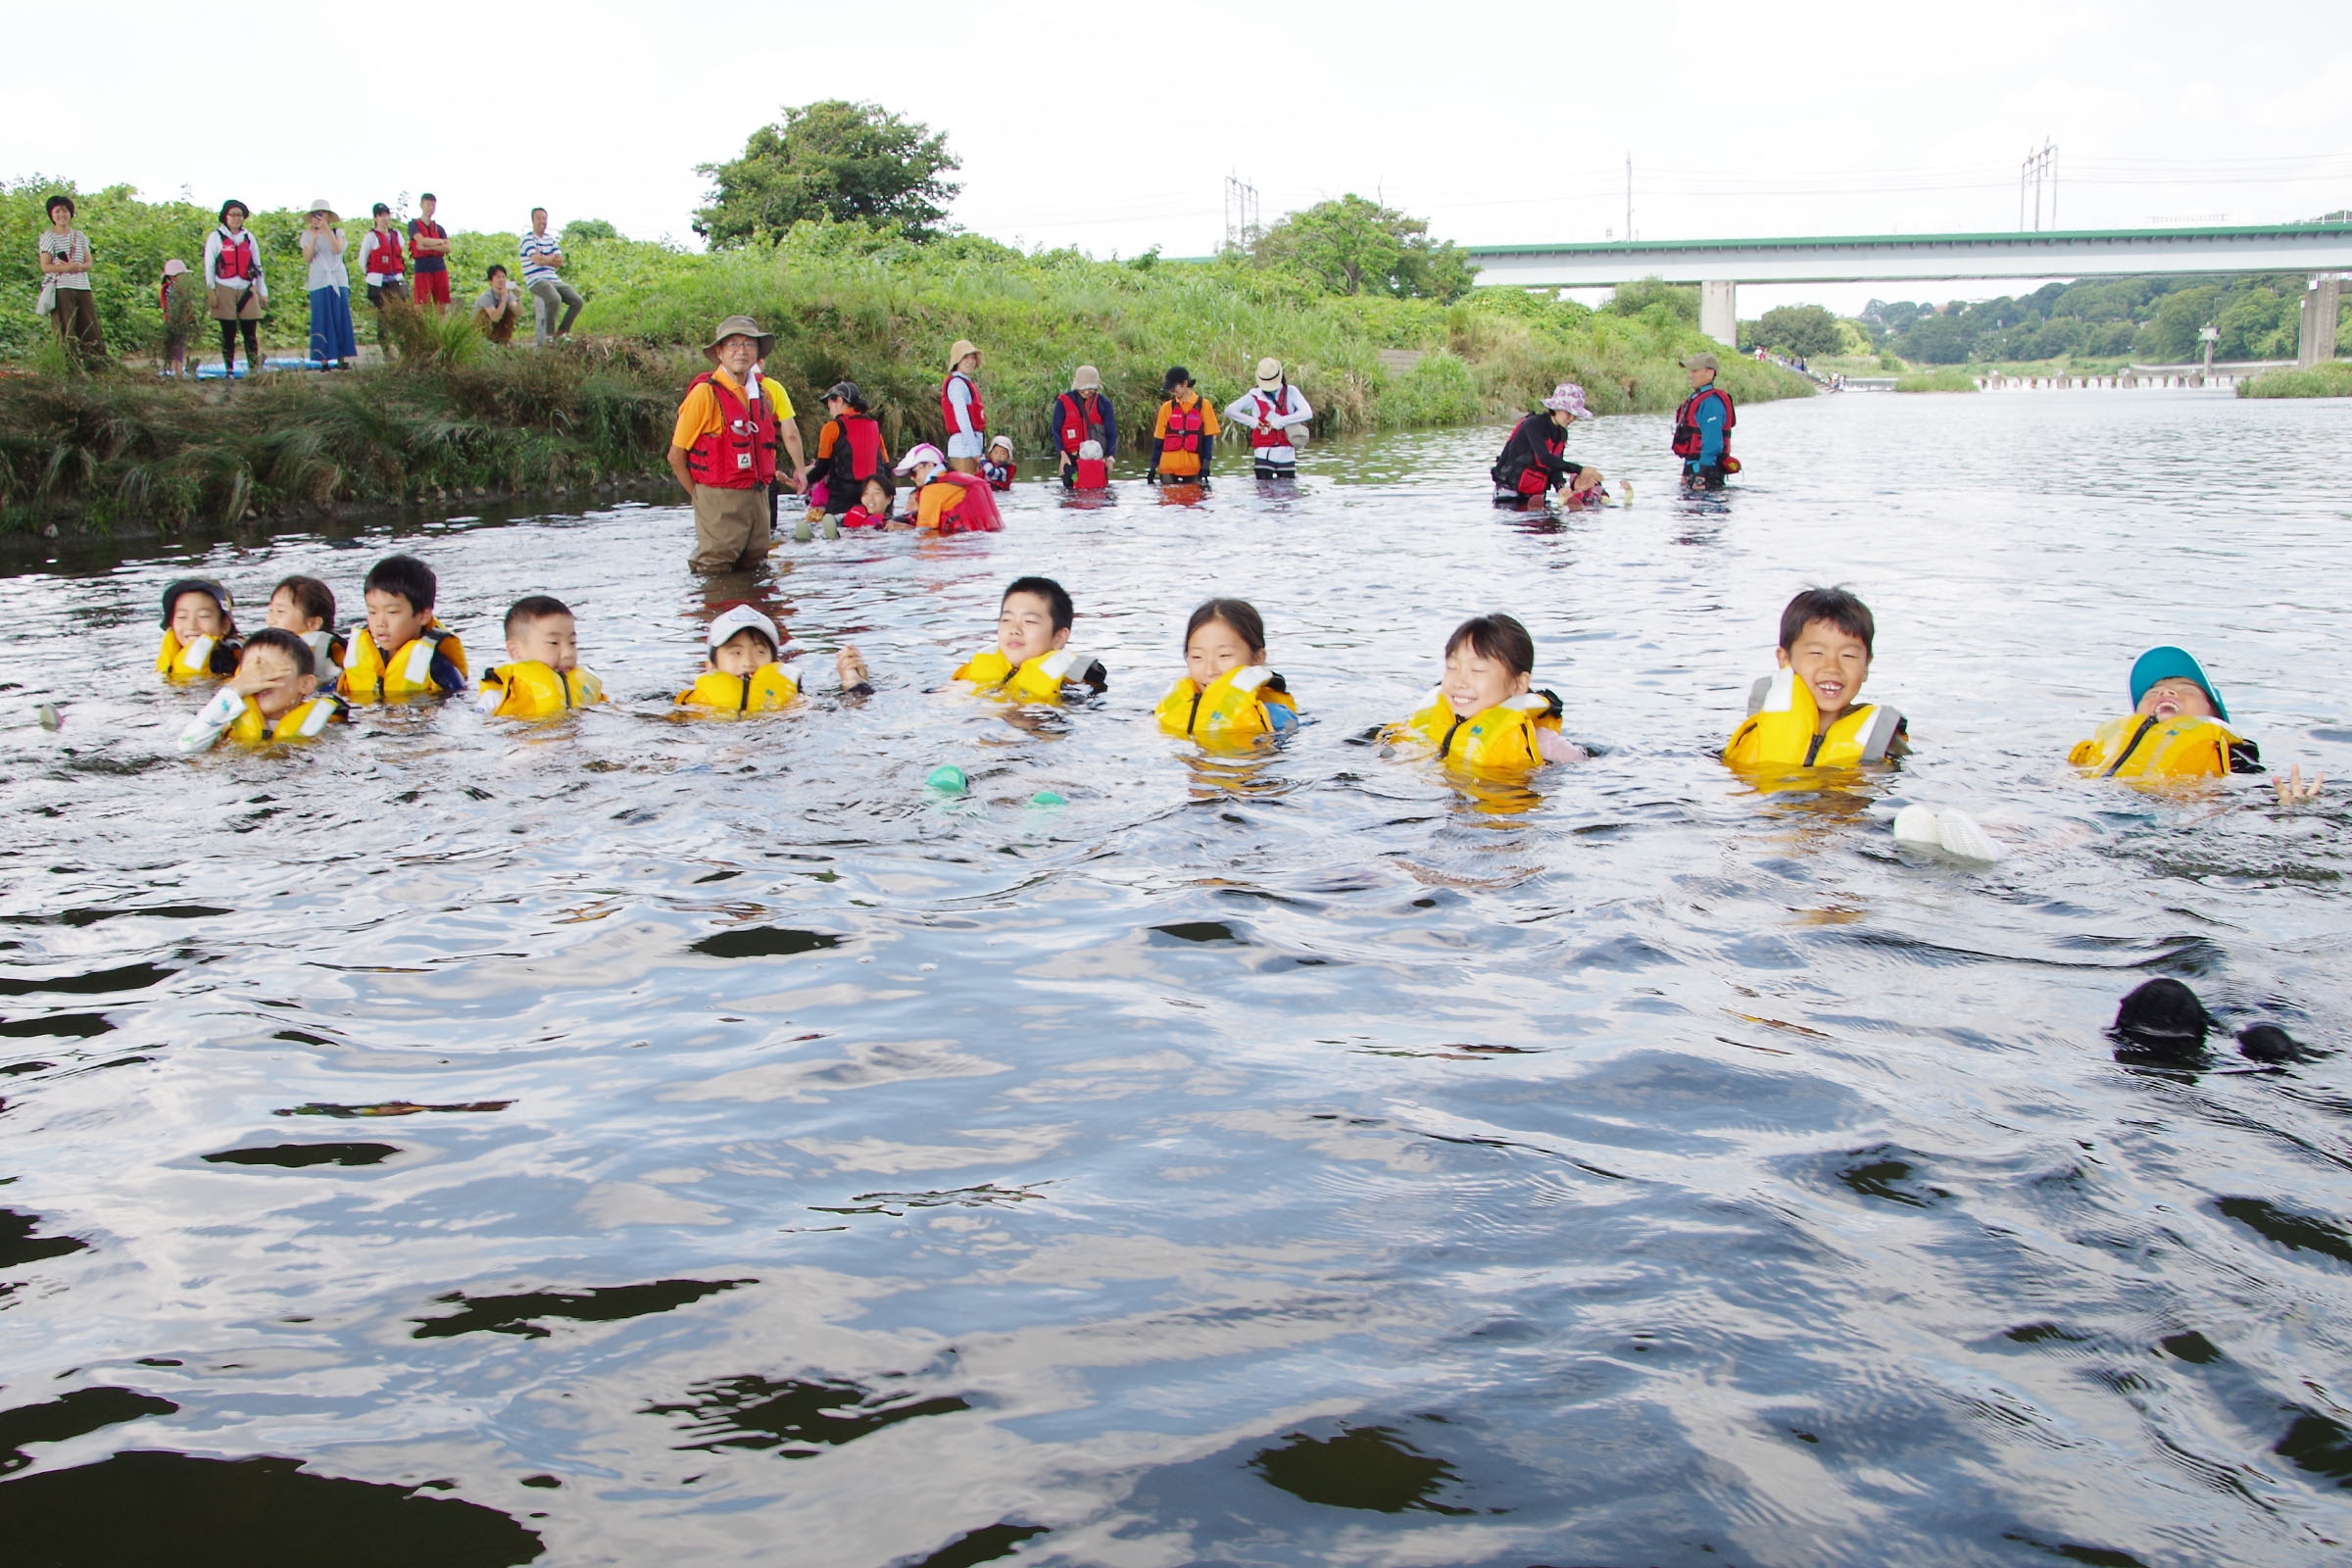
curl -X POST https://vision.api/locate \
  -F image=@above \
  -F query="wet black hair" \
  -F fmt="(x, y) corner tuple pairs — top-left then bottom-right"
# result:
(859, 472), (895, 508)
(218, 199), (249, 222)
(1003, 575), (1073, 633)
(1162, 366), (1193, 393)
(1445, 613), (1536, 678)
(242, 627), (317, 678)
(45, 193), (74, 219)
(364, 553), (437, 612)
(1778, 586), (1875, 656)
(1184, 598), (1266, 658)
(504, 594), (572, 635)
(486, 264), (508, 279)
(271, 574), (336, 628)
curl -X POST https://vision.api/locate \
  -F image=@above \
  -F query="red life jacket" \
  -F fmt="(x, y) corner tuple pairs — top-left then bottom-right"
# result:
(1671, 386), (1736, 459)
(409, 219), (447, 271)
(1055, 391), (1108, 455)
(1504, 415), (1566, 494)
(929, 471), (1004, 533)
(365, 227), (406, 276)
(684, 372), (780, 491)
(825, 414), (885, 489)
(982, 459), (1017, 491)
(1160, 399), (1203, 456)
(1250, 388), (1297, 451)
(941, 371), (986, 438)
(1072, 458), (1109, 488)
(215, 228), (258, 284)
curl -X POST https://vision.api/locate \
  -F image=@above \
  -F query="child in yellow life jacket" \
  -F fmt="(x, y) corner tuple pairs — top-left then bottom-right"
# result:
(156, 576), (241, 680)
(340, 554), (467, 702)
(266, 573), (346, 691)
(477, 596), (605, 718)
(674, 602), (871, 715)
(2069, 646), (2264, 782)
(174, 628), (348, 752)
(1723, 587), (1907, 774)
(1156, 598), (1297, 743)
(954, 575), (1106, 704)
(1390, 613), (1585, 774)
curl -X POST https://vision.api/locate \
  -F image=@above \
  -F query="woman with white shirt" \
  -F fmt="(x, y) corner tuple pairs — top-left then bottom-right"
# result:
(1226, 358), (1314, 480)
(36, 194), (105, 365)
(203, 199), (270, 376)
(299, 199), (358, 369)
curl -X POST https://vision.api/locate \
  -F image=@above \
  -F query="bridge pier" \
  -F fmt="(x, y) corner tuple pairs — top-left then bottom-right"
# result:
(1700, 281), (1737, 348)
(2300, 273), (2341, 367)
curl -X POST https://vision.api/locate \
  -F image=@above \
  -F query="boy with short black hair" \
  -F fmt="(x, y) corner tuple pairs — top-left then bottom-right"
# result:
(266, 573), (345, 688)
(1723, 586), (1906, 770)
(953, 576), (1106, 702)
(175, 628), (348, 751)
(341, 554), (467, 702)
(478, 596), (605, 717)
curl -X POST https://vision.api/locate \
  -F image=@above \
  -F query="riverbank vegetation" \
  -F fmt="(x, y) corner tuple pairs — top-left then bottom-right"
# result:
(2237, 362), (2352, 399)
(1855, 274), (2349, 366)
(1892, 370), (1980, 393)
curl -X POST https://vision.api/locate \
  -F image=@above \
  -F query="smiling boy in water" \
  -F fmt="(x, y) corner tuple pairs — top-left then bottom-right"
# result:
(1723, 587), (1907, 771)
(341, 554), (466, 702)
(953, 575), (1106, 702)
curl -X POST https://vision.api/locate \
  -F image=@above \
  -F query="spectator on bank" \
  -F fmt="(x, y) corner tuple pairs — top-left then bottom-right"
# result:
(300, 200), (358, 369)
(159, 259), (198, 376)
(519, 209), (583, 347)
(360, 204), (409, 343)
(408, 192), (452, 310)
(36, 194), (105, 364)
(205, 199), (269, 376)
(474, 265), (524, 345)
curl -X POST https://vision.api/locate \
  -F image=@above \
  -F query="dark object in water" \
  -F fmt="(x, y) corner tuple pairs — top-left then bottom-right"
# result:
(2113, 978), (2213, 1054)
(2236, 1023), (2323, 1064)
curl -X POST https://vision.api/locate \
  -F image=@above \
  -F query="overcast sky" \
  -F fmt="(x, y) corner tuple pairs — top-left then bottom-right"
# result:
(9, 0), (2347, 316)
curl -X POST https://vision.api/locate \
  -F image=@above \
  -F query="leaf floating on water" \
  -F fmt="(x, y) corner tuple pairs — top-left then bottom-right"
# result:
(202, 1143), (400, 1169)
(1249, 1424), (1472, 1515)
(642, 1373), (971, 1457)
(275, 1101), (514, 1119)
(809, 1182), (1050, 1216)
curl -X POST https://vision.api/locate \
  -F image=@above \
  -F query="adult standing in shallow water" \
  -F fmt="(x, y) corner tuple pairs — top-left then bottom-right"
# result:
(1492, 383), (1605, 504)
(941, 340), (986, 473)
(667, 316), (806, 572)
(1047, 367), (1116, 485)
(205, 200), (269, 376)
(300, 201), (357, 369)
(1147, 367), (1218, 485)
(36, 194), (104, 364)
(1227, 358), (1312, 479)
(1674, 351), (1736, 491)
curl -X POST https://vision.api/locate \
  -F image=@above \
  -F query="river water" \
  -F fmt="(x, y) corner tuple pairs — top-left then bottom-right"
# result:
(3, 388), (2350, 1567)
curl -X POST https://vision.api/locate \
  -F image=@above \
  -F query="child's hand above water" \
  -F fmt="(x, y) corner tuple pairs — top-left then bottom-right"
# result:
(2276, 765), (2325, 807)
(836, 645), (871, 694)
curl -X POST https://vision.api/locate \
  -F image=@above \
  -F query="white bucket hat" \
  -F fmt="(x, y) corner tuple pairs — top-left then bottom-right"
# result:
(894, 442), (948, 474)
(304, 198), (340, 223)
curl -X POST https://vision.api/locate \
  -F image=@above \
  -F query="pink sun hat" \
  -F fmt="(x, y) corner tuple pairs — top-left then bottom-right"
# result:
(1542, 382), (1595, 418)
(894, 442), (948, 474)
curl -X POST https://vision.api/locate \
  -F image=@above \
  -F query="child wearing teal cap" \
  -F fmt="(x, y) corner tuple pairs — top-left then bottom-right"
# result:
(2070, 646), (2319, 802)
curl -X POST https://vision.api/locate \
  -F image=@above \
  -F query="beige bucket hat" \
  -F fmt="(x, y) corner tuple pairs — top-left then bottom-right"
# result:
(706, 315), (776, 361)
(1254, 357), (1285, 387)
(1070, 365), (1102, 391)
(948, 338), (981, 372)
(304, 198), (340, 224)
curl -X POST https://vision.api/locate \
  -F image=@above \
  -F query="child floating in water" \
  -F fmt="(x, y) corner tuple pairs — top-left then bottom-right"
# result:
(954, 575), (1106, 703)
(1723, 587), (1906, 772)
(156, 576), (240, 680)
(341, 554), (466, 702)
(1064, 440), (1109, 491)
(1392, 612), (1584, 771)
(839, 475), (895, 530)
(898, 444), (1004, 533)
(478, 595), (606, 717)
(1156, 598), (1296, 741)
(2067, 646), (2306, 793)
(174, 628), (348, 751)
(981, 435), (1017, 490)
(675, 602), (868, 714)
(267, 574), (346, 690)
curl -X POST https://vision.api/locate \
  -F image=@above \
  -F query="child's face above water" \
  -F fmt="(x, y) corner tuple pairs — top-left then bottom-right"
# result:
(2137, 677), (2215, 721)
(1186, 618), (1261, 686)
(709, 628), (775, 677)
(266, 588), (323, 635)
(506, 612), (578, 671)
(861, 480), (889, 512)
(998, 592), (1068, 664)
(1778, 618), (1872, 718)
(365, 589), (432, 653)
(1443, 642), (1531, 717)
(171, 591), (225, 644)
(236, 644), (317, 718)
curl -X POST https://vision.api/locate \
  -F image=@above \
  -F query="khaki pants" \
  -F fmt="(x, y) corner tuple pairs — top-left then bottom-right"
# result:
(691, 484), (770, 571)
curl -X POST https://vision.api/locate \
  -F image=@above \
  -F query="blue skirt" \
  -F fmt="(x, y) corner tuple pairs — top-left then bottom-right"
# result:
(309, 286), (358, 364)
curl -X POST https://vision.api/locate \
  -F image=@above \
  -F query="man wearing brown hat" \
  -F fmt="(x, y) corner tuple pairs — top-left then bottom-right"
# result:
(666, 316), (808, 571)
(1672, 352), (1737, 491)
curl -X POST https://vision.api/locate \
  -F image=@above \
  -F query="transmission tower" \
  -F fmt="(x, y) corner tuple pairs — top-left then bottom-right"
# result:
(2019, 140), (2057, 231)
(1224, 175), (1260, 253)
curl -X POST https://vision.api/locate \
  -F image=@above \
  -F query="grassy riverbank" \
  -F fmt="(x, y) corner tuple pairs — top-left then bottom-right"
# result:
(2237, 363), (2352, 399)
(1893, 370), (1980, 393)
(2, 188), (1809, 536)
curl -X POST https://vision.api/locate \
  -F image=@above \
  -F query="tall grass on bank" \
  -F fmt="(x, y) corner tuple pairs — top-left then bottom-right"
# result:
(1893, 370), (1981, 393)
(2237, 363), (2352, 399)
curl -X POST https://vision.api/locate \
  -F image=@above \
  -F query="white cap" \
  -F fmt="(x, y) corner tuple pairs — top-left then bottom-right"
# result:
(894, 442), (948, 474)
(706, 602), (780, 653)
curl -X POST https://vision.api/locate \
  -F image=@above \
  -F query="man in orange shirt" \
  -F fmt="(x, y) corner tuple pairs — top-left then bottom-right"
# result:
(666, 316), (808, 571)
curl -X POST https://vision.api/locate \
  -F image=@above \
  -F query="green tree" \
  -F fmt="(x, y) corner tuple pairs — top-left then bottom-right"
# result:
(1249, 195), (1476, 301)
(2141, 285), (2222, 361)
(1606, 276), (1698, 325)
(696, 101), (960, 246)
(562, 218), (621, 245)
(1749, 304), (1843, 359)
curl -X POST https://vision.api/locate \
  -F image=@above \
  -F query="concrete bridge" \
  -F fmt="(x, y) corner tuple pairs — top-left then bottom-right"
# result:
(1467, 223), (2352, 366)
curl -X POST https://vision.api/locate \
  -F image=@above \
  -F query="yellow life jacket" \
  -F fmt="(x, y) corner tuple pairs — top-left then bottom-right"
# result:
(2068, 712), (2256, 780)
(1393, 687), (1564, 775)
(676, 663), (803, 714)
(955, 646), (1102, 705)
(340, 624), (468, 702)
(225, 693), (349, 745)
(481, 661), (605, 719)
(1723, 669), (1904, 772)
(1155, 666), (1296, 741)
(156, 629), (235, 680)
